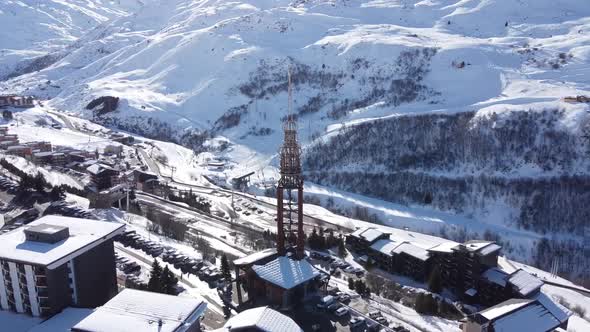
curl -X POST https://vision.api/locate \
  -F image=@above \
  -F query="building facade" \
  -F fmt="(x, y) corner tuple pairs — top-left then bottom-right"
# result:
(0, 216), (124, 318)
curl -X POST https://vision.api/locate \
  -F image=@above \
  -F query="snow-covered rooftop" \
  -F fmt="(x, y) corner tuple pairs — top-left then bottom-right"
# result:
(491, 300), (561, 332)
(361, 228), (386, 242)
(351, 227), (388, 243)
(532, 292), (572, 323)
(72, 289), (207, 332)
(482, 267), (509, 287)
(86, 163), (116, 175)
(508, 269), (544, 297)
(252, 256), (321, 290)
(0, 215), (124, 269)
(392, 242), (430, 261)
(222, 306), (303, 332)
(28, 308), (92, 332)
(233, 248), (277, 266)
(369, 239), (399, 256)
(479, 299), (532, 320)
(428, 242), (459, 253)
(462, 240), (501, 254)
(478, 243), (502, 256)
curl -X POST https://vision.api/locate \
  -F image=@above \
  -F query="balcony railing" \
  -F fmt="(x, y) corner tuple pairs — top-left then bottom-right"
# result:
(37, 288), (49, 298)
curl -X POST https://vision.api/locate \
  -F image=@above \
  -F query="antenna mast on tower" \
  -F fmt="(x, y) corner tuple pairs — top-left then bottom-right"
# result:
(276, 67), (305, 259)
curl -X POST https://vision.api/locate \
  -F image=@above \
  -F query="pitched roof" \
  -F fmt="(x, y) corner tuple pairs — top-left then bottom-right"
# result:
(462, 240), (501, 255)
(479, 299), (533, 320)
(491, 300), (562, 332)
(392, 242), (430, 261)
(482, 267), (509, 287)
(350, 227), (388, 243)
(233, 248), (277, 266)
(86, 163), (117, 175)
(252, 257), (320, 290)
(369, 239), (400, 256)
(223, 306), (302, 332)
(508, 269), (544, 297)
(361, 228), (386, 242)
(428, 242), (459, 253)
(72, 289), (207, 332)
(532, 292), (572, 323)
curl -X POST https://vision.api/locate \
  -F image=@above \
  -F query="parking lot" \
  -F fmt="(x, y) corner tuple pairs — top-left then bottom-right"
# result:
(307, 252), (412, 332)
(115, 230), (224, 289)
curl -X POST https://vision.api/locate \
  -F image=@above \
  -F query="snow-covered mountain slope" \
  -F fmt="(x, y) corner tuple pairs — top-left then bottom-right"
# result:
(2, 0), (589, 140)
(1, 0), (589, 282)
(0, 0), (146, 79)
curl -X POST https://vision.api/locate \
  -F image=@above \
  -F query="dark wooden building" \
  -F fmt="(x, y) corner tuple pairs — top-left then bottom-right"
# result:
(369, 239), (432, 281)
(346, 227), (390, 254)
(86, 163), (120, 191)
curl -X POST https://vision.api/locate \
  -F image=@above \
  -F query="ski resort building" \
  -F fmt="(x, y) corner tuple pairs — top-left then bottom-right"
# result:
(346, 227), (391, 254)
(71, 289), (207, 332)
(216, 306), (303, 332)
(5, 145), (33, 158)
(0, 216), (124, 318)
(369, 238), (432, 281)
(86, 163), (120, 191)
(234, 248), (328, 309)
(0, 95), (35, 108)
(428, 240), (502, 300)
(461, 298), (570, 332)
(24, 141), (52, 153)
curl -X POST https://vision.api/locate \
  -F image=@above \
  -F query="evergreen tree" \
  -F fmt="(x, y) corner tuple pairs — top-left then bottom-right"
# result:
(326, 230), (336, 248)
(338, 236), (346, 258)
(49, 186), (64, 201)
(34, 173), (46, 192)
(355, 279), (365, 294)
(147, 259), (163, 292)
(308, 227), (318, 249)
(220, 254), (232, 282)
(428, 267), (442, 294)
(365, 257), (374, 270)
(348, 277), (355, 290)
(161, 265), (178, 295)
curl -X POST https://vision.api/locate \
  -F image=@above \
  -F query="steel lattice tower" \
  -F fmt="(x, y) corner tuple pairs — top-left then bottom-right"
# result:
(276, 69), (305, 259)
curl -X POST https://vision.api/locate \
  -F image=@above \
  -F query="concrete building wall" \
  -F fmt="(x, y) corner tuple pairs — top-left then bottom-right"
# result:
(0, 261), (9, 310)
(8, 262), (24, 313)
(46, 264), (71, 316)
(72, 240), (118, 308)
(24, 265), (40, 316)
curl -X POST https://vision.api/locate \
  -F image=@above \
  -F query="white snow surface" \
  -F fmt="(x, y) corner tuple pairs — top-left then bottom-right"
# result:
(251, 256), (320, 290)
(223, 306), (303, 332)
(0, 215), (124, 268)
(72, 289), (207, 332)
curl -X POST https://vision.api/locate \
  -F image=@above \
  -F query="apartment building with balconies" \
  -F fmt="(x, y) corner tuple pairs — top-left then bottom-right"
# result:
(0, 215), (124, 318)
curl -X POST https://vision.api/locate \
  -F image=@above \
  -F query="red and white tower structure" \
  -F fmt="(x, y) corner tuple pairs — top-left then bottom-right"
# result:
(276, 70), (305, 259)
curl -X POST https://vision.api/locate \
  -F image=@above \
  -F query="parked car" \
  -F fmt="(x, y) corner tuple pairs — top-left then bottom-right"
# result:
(317, 295), (335, 309)
(349, 317), (366, 328)
(327, 302), (341, 312)
(339, 294), (351, 303)
(368, 311), (382, 319)
(375, 316), (388, 325)
(343, 266), (356, 273)
(335, 307), (349, 317)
